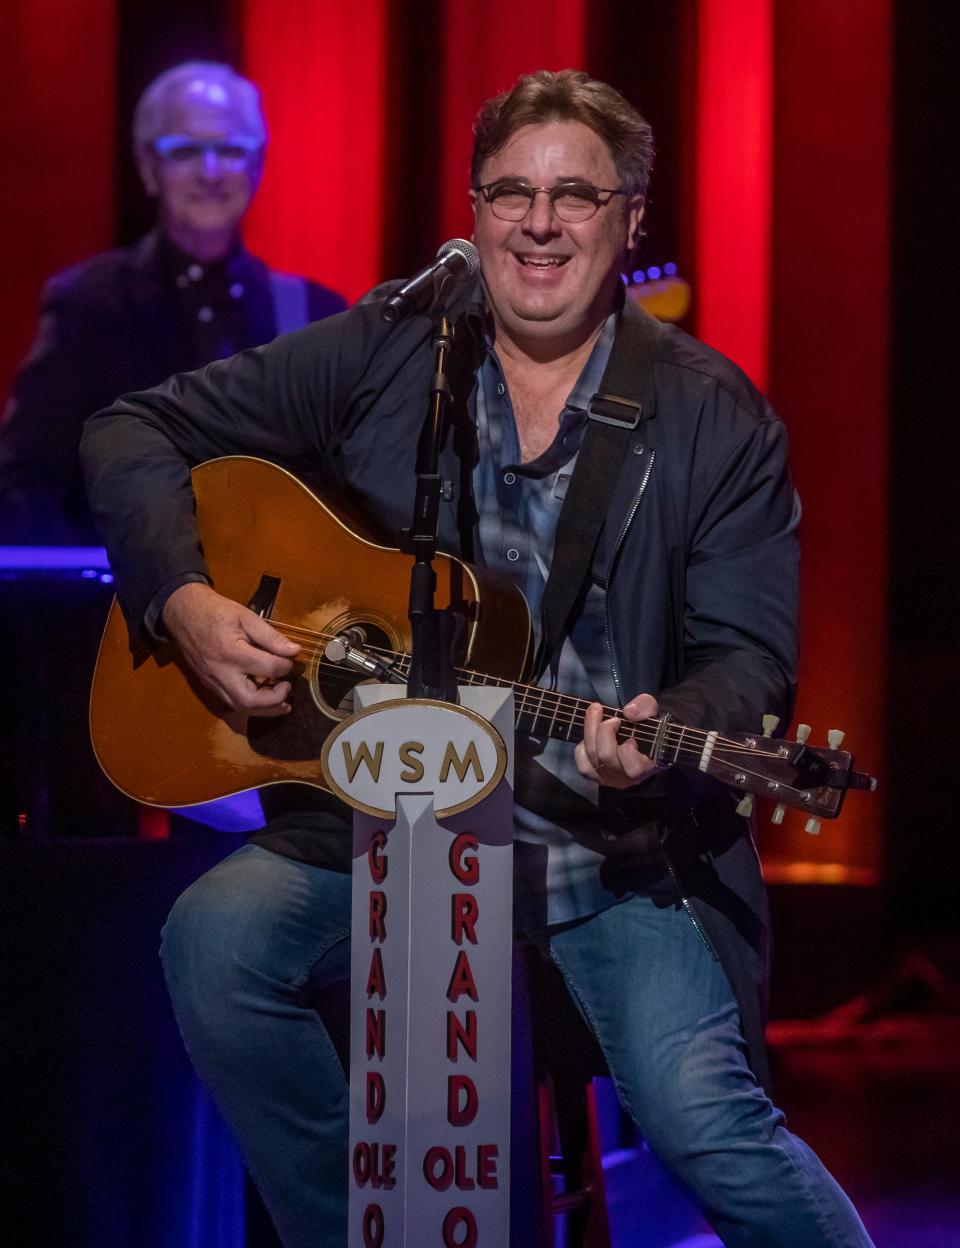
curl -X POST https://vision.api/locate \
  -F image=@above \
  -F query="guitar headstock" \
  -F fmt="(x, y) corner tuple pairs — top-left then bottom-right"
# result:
(705, 721), (877, 829)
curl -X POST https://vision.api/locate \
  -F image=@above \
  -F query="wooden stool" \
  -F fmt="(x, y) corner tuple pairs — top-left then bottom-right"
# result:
(513, 946), (614, 1248)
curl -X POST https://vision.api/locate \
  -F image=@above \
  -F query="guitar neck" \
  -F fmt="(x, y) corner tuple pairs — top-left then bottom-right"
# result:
(391, 654), (689, 765)
(387, 655), (866, 820)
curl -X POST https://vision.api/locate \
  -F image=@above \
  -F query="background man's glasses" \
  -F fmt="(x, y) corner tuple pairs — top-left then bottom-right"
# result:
(152, 135), (262, 170)
(476, 180), (627, 223)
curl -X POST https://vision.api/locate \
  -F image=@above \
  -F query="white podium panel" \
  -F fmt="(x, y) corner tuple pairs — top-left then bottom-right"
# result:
(328, 687), (514, 1248)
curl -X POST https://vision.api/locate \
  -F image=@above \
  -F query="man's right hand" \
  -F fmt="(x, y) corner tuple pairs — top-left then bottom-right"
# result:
(161, 582), (301, 717)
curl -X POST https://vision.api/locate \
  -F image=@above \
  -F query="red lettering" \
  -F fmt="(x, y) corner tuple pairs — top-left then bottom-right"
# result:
(477, 1143), (499, 1189)
(380, 1143), (397, 1191)
(369, 890), (387, 941)
(446, 950), (479, 1003)
(352, 1142), (397, 1191)
(365, 1008), (385, 1060)
(442, 1207), (477, 1248)
(362, 1203), (384, 1248)
(446, 1010), (477, 1062)
(453, 1145), (475, 1191)
(447, 1074), (478, 1127)
(353, 1141), (371, 1186)
(368, 830), (388, 883)
(449, 833), (479, 885)
(451, 893), (479, 945)
(423, 1145), (453, 1191)
(365, 1071), (385, 1124)
(366, 947), (386, 998)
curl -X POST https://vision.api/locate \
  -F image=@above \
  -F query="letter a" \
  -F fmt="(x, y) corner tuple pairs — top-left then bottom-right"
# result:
(446, 950), (479, 1002)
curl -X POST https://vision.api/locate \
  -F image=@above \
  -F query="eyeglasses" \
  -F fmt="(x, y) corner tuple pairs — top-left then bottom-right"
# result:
(152, 135), (262, 170)
(476, 180), (627, 223)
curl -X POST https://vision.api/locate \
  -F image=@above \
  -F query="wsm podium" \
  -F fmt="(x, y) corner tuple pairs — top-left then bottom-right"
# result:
(321, 685), (516, 1248)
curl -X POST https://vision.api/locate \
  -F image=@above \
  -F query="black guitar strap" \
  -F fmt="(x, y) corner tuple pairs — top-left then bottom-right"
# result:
(536, 301), (662, 679)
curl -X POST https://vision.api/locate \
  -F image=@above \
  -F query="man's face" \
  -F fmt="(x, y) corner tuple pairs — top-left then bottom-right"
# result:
(470, 120), (644, 350)
(139, 76), (263, 247)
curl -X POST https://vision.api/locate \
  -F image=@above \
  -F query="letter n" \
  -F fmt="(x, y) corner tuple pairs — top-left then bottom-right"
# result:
(366, 1008), (385, 1059)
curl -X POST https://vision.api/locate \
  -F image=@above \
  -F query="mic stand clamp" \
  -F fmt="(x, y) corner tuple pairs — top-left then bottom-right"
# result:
(399, 314), (459, 703)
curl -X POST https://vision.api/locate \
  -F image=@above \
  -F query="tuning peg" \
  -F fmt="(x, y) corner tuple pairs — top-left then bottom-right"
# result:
(771, 803), (786, 825)
(736, 794), (754, 817)
(827, 729), (845, 750)
(762, 714), (779, 737)
(795, 723), (811, 744)
(804, 817), (821, 835)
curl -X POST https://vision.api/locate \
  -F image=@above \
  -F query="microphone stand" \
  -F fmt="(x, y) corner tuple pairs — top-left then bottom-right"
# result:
(400, 314), (459, 702)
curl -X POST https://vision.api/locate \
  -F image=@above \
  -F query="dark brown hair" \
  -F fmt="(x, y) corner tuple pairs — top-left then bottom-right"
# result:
(471, 69), (654, 198)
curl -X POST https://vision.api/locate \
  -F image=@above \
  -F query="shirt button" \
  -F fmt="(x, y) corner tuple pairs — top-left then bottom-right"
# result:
(503, 471), (516, 485)
(187, 263), (204, 281)
(197, 306), (214, 323)
(497, 383), (505, 396)
(229, 282), (244, 299)
(506, 548), (520, 562)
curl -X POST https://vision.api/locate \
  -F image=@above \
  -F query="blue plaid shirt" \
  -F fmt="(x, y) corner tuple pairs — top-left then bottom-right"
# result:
(474, 313), (633, 928)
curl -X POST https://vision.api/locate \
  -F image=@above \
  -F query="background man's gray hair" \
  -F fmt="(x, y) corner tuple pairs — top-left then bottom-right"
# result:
(133, 61), (267, 155)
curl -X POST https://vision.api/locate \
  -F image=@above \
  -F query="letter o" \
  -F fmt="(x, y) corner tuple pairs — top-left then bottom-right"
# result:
(352, 1141), (371, 1186)
(442, 1206), (478, 1248)
(362, 1202), (385, 1248)
(423, 1145), (453, 1191)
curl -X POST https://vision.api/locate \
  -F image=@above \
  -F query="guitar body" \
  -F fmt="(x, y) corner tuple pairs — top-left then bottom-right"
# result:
(90, 456), (531, 807)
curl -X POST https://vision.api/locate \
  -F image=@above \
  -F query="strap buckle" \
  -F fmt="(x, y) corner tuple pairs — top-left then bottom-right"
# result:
(588, 392), (643, 430)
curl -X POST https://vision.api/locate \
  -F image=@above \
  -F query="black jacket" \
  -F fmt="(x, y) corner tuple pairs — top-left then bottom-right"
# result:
(0, 229), (345, 542)
(81, 291), (799, 1086)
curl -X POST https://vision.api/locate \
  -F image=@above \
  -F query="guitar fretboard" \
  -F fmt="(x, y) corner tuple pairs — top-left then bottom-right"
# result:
(389, 654), (684, 763)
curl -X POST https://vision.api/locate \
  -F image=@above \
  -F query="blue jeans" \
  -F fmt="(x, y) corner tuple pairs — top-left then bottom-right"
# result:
(160, 843), (874, 1248)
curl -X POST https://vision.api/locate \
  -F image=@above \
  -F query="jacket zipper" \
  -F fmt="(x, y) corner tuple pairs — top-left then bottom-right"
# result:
(603, 450), (655, 704)
(663, 850), (720, 961)
(600, 448), (717, 963)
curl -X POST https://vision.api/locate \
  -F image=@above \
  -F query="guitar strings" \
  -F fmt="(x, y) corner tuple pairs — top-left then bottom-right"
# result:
(267, 618), (787, 761)
(270, 631), (790, 778)
(295, 657), (783, 767)
(268, 641), (800, 788)
(295, 652), (802, 792)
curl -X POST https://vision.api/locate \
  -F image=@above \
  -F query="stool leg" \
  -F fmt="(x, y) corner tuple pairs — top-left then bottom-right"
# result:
(552, 1075), (613, 1248)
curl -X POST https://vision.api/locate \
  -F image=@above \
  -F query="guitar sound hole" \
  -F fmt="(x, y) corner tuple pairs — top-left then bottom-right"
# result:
(309, 618), (400, 721)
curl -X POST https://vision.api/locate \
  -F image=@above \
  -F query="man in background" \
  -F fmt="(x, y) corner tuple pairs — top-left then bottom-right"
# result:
(0, 61), (345, 543)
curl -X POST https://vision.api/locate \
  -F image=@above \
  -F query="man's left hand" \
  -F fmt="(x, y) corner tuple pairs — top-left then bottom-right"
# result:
(576, 694), (662, 789)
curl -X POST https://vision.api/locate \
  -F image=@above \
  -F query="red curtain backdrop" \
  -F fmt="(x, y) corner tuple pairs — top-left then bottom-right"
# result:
(765, 0), (890, 882)
(693, 0), (889, 881)
(241, 0), (388, 303)
(0, 0), (116, 402)
(694, 0), (773, 389)
(438, 0), (587, 243)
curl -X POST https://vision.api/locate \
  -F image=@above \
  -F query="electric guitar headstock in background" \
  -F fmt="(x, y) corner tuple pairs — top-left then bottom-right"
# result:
(625, 262), (691, 323)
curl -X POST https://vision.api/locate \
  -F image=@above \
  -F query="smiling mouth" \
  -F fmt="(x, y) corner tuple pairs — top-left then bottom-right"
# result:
(514, 254), (569, 269)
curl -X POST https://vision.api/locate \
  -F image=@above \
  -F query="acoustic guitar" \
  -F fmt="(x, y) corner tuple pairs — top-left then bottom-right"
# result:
(89, 456), (876, 824)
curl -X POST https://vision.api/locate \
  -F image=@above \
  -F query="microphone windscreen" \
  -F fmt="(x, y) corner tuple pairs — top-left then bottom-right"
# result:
(436, 238), (480, 277)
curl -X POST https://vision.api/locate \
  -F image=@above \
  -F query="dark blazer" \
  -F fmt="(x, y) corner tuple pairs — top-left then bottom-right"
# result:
(0, 230), (345, 542)
(81, 290), (799, 1088)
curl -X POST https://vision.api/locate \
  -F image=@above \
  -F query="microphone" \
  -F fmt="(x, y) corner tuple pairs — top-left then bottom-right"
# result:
(381, 239), (480, 325)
